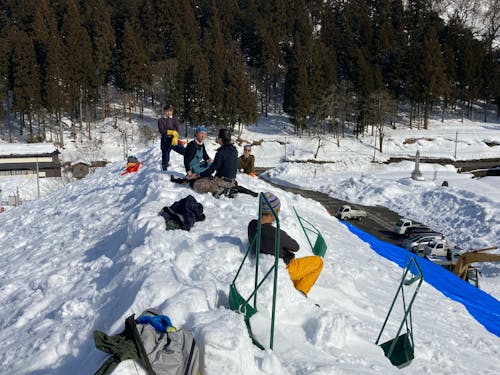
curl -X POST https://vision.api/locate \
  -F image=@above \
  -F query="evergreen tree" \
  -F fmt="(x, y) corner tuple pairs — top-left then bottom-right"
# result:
(115, 21), (150, 93)
(81, 0), (115, 118)
(494, 49), (500, 120)
(5, 25), (40, 138)
(180, 47), (210, 132)
(33, 0), (68, 141)
(283, 38), (311, 134)
(309, 39), (337, 132)
(201, 5), (226, 125)
(59, 0), (98, 128)
(223, 43), (258, 135)
(419, 26), (450, 128)
(371, 0), (406, 97)
(254, 0), (288, 115)
(441, 16), (481, 121)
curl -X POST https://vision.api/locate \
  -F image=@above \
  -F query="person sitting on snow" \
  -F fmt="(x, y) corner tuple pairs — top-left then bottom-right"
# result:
(184, 125), (213, 178)
(247, 192), (323, 297)
(237, 144), (255, 176)
(187, 128), (238, 197)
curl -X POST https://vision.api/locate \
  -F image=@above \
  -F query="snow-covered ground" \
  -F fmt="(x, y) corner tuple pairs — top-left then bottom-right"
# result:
(0, 110), (499, 374)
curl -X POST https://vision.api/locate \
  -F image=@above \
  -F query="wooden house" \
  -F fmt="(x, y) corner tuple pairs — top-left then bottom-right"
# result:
(0, 143), (62, 178)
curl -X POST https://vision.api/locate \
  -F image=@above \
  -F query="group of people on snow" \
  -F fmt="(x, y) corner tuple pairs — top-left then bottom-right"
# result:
(156, 103), (322, 297)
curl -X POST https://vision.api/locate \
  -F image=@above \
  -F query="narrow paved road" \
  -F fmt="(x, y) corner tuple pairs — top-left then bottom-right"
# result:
(257, 171), (407, 246)
(256, 157), (499, 245)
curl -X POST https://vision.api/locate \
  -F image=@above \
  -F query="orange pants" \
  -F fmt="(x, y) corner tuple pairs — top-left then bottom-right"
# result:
(286, 256), (323, 296)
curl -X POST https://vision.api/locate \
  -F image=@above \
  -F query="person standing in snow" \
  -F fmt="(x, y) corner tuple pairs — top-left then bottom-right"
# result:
(237, 144), (255, 176)
(247, 192), (323, 297)
(184, 125), (213, 177)
(158, 103), (185, 171)
(188, 128), (238, 197)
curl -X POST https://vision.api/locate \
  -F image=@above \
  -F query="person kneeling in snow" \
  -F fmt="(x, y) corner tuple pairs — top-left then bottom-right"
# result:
(247, 192), (323, 296)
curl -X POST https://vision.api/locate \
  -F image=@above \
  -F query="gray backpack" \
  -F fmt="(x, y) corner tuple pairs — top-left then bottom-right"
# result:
(94, 308), (199, 375)
(138, 309), (199, 375)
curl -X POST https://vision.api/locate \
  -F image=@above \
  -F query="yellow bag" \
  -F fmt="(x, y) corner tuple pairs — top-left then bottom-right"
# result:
(167, 130), (179, 146)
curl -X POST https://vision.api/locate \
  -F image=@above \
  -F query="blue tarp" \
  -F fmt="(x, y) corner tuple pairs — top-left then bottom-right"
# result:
(343, 222), (500, 337)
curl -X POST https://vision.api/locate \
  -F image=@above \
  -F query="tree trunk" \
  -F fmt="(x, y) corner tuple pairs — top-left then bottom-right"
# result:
(58, 111), (65, 148)
(416, 104), (420, 130)
(28, 110), (33, 139)
(19, 111), (24, 135)
(461, 100), (465, 123)
(103, 84), (110, 119)
(409, 103), (413, 129)
(140, 91), (144, 120)
(79, 92), (83, 129)
(87, 103), (92, 140)
(424, 100), (429, 130)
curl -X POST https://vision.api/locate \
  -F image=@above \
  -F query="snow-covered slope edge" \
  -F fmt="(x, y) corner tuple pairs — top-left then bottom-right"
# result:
(0, 148), (498, 374)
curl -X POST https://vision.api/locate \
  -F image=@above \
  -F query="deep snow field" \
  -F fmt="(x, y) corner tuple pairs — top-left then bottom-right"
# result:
(0, 109), (499, 374)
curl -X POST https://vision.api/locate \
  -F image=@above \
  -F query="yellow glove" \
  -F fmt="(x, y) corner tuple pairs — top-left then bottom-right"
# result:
(166, 130), (179, 146)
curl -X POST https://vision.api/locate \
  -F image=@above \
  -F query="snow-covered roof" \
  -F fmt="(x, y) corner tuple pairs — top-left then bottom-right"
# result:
(0, 143), (58, 156)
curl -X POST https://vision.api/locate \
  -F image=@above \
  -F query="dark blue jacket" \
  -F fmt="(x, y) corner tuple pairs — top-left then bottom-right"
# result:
(158, 116), (181, 135)
(159, 195), (205, 231)
(200, 143), (237, 179)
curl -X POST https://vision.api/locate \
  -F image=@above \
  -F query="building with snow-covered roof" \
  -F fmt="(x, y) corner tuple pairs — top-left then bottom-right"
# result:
(0, 143), (61, 178)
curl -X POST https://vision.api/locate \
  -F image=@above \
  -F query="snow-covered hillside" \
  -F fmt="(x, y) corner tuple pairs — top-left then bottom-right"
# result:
(0, 146), (498, 374)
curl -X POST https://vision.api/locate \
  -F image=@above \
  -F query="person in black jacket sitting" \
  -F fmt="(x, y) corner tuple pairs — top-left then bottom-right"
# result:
(247, 192), (323, 296)
(188, 128), (238, 197)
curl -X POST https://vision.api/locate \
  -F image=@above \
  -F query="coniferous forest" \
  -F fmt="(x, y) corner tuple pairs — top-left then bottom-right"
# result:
(0, 0), (499, 146)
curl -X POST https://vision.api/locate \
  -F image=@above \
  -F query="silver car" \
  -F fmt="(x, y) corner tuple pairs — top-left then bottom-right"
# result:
(402, 233), (444, 254)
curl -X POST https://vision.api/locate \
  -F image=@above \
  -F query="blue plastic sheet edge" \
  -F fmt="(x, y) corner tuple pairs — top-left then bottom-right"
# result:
(342, 221), (500, 338)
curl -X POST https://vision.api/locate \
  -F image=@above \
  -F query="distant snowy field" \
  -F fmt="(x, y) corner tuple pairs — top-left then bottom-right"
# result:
(0, 111), (499, 374)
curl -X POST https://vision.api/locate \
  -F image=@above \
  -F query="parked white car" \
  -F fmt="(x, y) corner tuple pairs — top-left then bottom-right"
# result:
(402, 233), (444, 254)
(393, 218), (427, 235)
